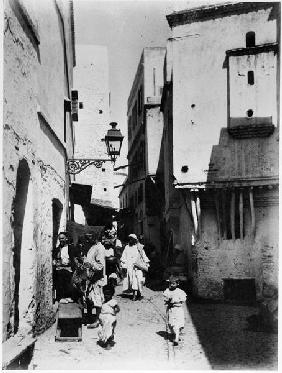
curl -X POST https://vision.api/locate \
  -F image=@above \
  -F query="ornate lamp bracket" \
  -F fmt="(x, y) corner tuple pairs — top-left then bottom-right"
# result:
(67, 159), (112, 175)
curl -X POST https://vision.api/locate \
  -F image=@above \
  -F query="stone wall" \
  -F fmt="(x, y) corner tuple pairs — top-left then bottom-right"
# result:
(3, 0), (74, 341)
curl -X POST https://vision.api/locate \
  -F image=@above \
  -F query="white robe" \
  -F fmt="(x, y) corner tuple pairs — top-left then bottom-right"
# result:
(120, 244), (149, 293)
(163, 288), (187, 329)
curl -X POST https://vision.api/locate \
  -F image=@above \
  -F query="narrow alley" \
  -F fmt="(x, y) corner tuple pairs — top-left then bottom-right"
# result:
(2, 1), (279, 370)
(29, 285), (277, 370)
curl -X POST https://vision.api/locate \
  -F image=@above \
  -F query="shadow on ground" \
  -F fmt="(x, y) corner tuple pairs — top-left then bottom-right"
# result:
(6, 344), (34, 370)
(156, 330), (168, 340)
(187, 300), (278, 370)
(145, 279), (167, 292)
(117, 292), (132, 299)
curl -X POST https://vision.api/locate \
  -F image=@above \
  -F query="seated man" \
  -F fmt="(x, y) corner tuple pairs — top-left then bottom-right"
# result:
(53, 232), (81, 303)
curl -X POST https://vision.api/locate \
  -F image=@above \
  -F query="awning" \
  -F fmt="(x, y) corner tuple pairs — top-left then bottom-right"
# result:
(67, 221), (104, 245)
(90, 197), (115, 210)
(82, 203), (117, 227)
(69, 183), (92, 205)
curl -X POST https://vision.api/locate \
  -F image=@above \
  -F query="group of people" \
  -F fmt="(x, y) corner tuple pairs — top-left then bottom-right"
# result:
(53, 230), (152, 348)
(53, 230), (187, 348)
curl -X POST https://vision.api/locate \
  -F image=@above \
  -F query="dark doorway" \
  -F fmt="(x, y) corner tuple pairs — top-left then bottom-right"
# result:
(52, 198), (63, 302)
(246, 31), (256, 47)
(52, 199), (63, 250)
(223, 278), (256, 305)
(12, 159), (31, 334)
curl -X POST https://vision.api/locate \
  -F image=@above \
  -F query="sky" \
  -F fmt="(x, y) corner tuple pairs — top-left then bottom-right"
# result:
(73, 0), (196, 166)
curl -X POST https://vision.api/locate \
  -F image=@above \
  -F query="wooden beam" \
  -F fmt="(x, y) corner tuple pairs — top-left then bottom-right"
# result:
(230, 190), (236, 240)
(196, 194), (201, 239)
(222, 190), (227, 239)
(239, 189), (244, 239)
(191, 195), (198, 236)
(214, 191), (221, 239)
(249, 188), (256, 238)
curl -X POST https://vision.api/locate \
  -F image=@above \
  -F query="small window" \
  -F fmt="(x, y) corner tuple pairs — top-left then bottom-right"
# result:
(247, 109), (254, 118)
(246, 31), (255, 47)
(248, 71), (254, 85)
(104, 188), (107, 192)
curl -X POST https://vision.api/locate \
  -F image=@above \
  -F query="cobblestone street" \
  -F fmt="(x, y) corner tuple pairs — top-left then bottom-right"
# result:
(29, 285), (277, 370)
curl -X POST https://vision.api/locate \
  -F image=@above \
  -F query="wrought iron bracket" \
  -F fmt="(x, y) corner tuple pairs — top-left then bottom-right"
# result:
(67, 159), (112, 175)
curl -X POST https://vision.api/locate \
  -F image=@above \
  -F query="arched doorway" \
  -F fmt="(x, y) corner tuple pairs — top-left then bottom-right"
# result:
(13, 159), (35, 334)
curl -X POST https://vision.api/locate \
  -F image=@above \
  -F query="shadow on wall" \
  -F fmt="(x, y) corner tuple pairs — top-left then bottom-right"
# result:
(12, 159), (31, 335)
(187, 301), (278, 370)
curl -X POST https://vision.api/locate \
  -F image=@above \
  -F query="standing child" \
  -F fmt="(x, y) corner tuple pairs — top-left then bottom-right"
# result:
(98, 285), (120, 350)
(163, 275), (187, 346)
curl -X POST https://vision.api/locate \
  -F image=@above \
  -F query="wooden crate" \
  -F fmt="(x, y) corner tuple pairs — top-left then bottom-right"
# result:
(55, 303), (82, 342)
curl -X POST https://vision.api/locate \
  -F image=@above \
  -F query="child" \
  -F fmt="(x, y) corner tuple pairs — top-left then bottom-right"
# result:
(98, 285), (120, 350)
(163, 275), (187, 346)
(108, 272), (118, 288)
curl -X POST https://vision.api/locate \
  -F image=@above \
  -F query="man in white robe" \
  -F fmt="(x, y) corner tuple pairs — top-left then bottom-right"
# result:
(120, 234), (150, 300)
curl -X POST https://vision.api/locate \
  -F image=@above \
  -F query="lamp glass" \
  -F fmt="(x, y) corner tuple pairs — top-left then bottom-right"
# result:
(104, 122), (124, 162)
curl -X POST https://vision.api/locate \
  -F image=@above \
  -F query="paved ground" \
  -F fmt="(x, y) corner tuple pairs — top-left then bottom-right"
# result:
(29, 285), (277, 370)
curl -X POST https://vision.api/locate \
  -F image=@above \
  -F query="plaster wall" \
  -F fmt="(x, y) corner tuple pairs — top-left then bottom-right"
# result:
(171, 7), (278, 184)
(74, 204), (86, 225)
(229, 52), (277, 123)
(73, 46), (117, 208)
(192, 190), (278, 300)
(3, 0), (74, 340)
(146, 107), (164, 175)
(144, 48), (166, 100)
(127, 64), (144, 151)
(125, 48), (165, 246)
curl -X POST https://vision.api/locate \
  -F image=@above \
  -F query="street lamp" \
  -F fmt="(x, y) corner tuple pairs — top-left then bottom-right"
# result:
(67, 122), (124, 175)
(104, 122), (124, 162)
